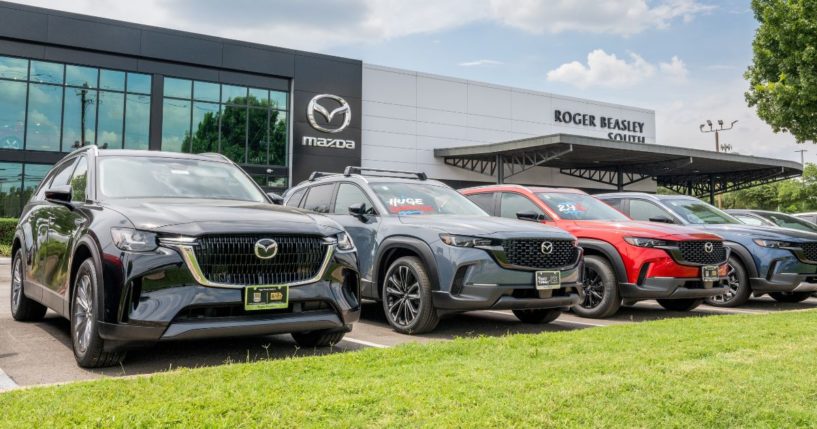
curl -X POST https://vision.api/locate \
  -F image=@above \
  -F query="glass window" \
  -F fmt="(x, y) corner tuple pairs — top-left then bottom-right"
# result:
(99, 69), (125, 91)
(370, 182), (487, 216)
(537, 193), (628, 221)
(193, 81), (219, 102)
(97, 91), (124, 148)
(50, 158), (79, 188)
(334, 183), (374, 214)
(664, 198), (739, 225)
(26, 83), (63, 151)
(164, 77), (191, 99)
(29, 61), (63, 84)
(61, 86), (97, 151)
(251, 174), (286, 189)
(602, 198), (623, 211)
(629, 199), (674, 223)
(466, 192), (495, 214)
(220, 104), (246, 163)
(285, 187), (306, 208)
(246, 107), (267, 165)
(248, 88), (268, 104)
(760, 212), (817, 233)
(25, 164), (53, 202)
(127, 73), (152, 95)
(734, 214), (765, 226)
(270, 91), (287, 110)
(97, 156), (266, 202)
(161, 98), (191, 153)
(302, 184), (334, 214)
(0, 56), (28, 80)
(70, 157), (88, 201)
(124, 94), (150, 150)
(269, 111), (287, 166)
(221, 85), (247, 104)
(500, 193), (543, 219)
(0, 80), (27, 150)
(188, 102), (219, 153)
(0, 163), (23, 217)
(65, 65), (97, 88)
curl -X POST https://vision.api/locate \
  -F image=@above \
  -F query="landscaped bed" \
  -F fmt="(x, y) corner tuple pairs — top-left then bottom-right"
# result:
(2, 310), (817, 428)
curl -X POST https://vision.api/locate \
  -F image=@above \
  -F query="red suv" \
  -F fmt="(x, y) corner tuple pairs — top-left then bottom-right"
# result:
(460, 185), (730, 318)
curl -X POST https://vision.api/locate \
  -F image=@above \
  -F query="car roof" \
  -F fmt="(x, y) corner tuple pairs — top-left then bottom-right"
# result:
(596, 192), (695, 201)
(95, 149), (232, 163)
(463, 184), (587, 194)
(299, 173), (448, 188)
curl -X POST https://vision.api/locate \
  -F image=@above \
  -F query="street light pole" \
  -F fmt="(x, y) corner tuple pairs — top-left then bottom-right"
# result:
(699, 119), (738, 207)
(794, 149), (807, 166)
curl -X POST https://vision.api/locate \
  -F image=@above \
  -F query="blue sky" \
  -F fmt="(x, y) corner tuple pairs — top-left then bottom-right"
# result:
(18, 0), (810, 163)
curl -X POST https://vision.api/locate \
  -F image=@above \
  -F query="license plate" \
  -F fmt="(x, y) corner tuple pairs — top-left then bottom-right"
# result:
(535, 271), (561, 290)
(244, 285), (288, 311)
(701, 265), (719, 282)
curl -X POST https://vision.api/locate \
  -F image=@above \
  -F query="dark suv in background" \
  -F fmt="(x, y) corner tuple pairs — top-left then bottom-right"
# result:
(598, 193), (817, 306)
(284, 167), (583, 334)
(11, 148), (360, 367)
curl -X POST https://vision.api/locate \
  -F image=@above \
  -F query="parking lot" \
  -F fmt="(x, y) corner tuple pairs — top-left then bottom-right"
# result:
(2, 256), (816, 390)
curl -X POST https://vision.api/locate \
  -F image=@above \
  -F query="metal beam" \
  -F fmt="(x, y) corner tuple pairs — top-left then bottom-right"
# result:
(442, 145), (573, 181)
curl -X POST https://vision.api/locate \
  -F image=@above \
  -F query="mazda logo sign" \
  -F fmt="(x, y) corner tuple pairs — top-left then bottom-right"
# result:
(541, 241), (554, 255)
(307, 94), (351, 134)
(254, 238), (279, 260)
(704, 242), (714, 254)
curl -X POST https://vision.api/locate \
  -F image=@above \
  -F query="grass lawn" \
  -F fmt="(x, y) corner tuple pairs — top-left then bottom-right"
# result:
(3, 311), (817, 428)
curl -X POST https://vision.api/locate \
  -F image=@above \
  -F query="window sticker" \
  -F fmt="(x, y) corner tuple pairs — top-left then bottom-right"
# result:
(556, 202), (587, 216)
(387, 197), (433, 215)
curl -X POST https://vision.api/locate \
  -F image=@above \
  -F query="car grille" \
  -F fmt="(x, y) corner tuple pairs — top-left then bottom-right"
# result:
(193, 235), (327, 286)
(800, 242), (817, 262)
(677, 241), (727, 265)
(502, 239), (579, 269)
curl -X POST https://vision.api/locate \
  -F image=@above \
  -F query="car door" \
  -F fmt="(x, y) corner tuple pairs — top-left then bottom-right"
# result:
(22, 168), (60, 298)
(498, 192), (547, 221)
(625, 198), (678, 224)
(329, 182), (381, 295)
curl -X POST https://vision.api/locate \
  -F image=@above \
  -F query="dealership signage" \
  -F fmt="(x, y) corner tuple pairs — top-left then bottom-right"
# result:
(303, 94), (356, 149)
(554, 109), (646, 143)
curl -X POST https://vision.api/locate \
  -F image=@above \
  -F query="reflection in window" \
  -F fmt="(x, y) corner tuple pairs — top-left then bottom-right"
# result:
(0, 80), (26, 150)
(26, 83), (63, 151)
(247, 107), (267, 165)
(222, 85), (246, 104)
(126, 73), (151, 95)
(124, 95), (151, 150)
(62, 87), (97, 150)
(270, 91), (287, 110)
(0, 163), (23, 217)
(29, 61), (63, 84)
(186, 102), (219, 153)
(97, 91), (125, 148)
(161, 98), (191, 153)
(23, 164), (52, 203)
(193, 81), (219, 102)
(164, 77), (191, 99)
(0, 57), (27, 80)
(220, 105), (247, 163)
(270, 111), (287, 166)
(70, 157), (89, 201)
(100, 69), (125, 91)
(65, 65), (97, 88)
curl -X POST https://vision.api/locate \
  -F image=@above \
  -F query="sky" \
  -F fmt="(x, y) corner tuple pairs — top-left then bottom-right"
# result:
(14, 0), (812, 164)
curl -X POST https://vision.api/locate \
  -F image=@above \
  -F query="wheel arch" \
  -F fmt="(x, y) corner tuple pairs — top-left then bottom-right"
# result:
(578, 238), (628, 283)
(723, 241), (759, 278)
(373, 236), (440, 300)
(68, 235), (105, 316)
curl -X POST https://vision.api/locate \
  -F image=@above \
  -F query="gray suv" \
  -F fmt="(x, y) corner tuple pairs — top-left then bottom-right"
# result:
(283, 167), (583, 334)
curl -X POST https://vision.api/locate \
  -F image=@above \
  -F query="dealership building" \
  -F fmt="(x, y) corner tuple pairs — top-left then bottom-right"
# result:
(0, 1), (802, 217)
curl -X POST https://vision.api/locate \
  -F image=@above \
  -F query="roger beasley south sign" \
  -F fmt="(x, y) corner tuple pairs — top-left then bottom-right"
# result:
(554, 109), (647, 143)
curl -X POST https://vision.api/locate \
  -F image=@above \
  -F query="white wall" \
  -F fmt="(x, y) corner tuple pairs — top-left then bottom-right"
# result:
(361, 64), (657, 191)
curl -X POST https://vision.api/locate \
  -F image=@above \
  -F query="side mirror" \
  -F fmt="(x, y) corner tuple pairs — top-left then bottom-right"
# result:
(349, 202), (368, 218)
(267, 192), (284, 205)
(45, 185), (73, 206)
(649, 216), (674, 224)
(517, 211), (545, 222)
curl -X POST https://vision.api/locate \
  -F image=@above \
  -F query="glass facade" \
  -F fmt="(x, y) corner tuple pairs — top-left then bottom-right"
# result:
(0, 162), (53, 217)
(161, 78), (288, 166)
(0, 55), (152, 152)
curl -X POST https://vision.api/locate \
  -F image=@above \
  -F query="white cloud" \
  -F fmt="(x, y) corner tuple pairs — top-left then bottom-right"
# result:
(659, 56), (689, 82)
(546, 49), (656, 89)
(458, 59), (503, 67)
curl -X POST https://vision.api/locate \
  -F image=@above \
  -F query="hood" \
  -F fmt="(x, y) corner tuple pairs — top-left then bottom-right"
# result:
(691, 223), (817, 242)
(565, 220), (722, 241)
(398, 215), (575, 240)
(102, 198), (343, 236)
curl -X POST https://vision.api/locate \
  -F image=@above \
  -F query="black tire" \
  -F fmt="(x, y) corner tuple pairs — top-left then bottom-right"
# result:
(656, 298), (703, 311)
(291, 330), (346, 347)
(769, 291), (812, 303)
(572, 255), (621, 319)
(9, 249), (47, 322)
(71, 258), (125, 368)
(381, 256), (439, 334)
(705, 256), (751, 307)
(512, 308), (561, 324)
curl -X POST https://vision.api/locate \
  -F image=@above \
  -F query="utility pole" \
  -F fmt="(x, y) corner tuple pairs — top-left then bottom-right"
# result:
(699, 119), (738, 206)
(795, 149), (808, 166)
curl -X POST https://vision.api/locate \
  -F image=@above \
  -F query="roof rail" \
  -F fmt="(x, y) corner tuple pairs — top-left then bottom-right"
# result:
(308, 171), (342, 181)
(343, 166), (427, 180)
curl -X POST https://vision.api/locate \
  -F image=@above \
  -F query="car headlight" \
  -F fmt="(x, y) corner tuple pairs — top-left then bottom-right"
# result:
(753, 239), (796, 248)
(111, 228), (158, 252)
(624, 237), (672, 248)
(335, 232), (355, 252)
(439, 234), (494, 248)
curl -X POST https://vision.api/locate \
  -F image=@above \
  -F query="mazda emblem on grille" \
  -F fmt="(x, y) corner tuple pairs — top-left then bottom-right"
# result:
(254, 238), (278, 259)
(704, 242), (714, 253)
(541, 241), (554, 255)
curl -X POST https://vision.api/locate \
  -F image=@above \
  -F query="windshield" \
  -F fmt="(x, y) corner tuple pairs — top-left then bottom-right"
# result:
(758, 212), (817, 233)
(537, 193), (630, 221)
(665, 199), (739, 225)
(370, 182), (487, 216)
(98, 156), (266, 202)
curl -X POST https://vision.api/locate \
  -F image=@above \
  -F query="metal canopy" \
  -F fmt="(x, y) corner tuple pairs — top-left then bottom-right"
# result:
(434, 134), (802, 202)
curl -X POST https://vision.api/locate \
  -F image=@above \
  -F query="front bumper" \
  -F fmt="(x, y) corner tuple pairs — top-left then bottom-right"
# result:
(620, 277), (730, 300)
(750, 252), (817, 293)
(97, 244), (361, 348)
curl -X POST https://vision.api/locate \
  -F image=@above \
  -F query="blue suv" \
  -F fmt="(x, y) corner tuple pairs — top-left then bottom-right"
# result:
(597, 193), (817, 306)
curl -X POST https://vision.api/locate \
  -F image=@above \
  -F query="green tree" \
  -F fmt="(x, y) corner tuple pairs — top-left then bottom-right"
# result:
(745, 0), (817, 142)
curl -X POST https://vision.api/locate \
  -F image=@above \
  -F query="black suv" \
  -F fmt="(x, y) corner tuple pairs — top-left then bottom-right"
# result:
(10, 147), (360, 367)
(283, 167), (583, 334)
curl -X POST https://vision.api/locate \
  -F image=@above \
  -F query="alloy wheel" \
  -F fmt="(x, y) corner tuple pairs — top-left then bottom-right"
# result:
(710, 263), (739, 305)
(385, 265), (421, 327)
(582, 267), (605, 309)
(73, 274), (94, 355)
(10, 256), (22, 311)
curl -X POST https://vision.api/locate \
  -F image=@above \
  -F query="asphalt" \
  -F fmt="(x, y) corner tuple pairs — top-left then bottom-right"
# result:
(1, 256), (816, 391)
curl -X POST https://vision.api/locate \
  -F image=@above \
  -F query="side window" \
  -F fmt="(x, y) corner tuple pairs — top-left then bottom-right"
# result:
(70, 157), (89, 202)
(49, 158), (79, 189)
(466, 193), (495, 214)
(628, 199), (672, 222)
(500, 192), (545, 219)
(602, 198), (623, 211)
(734, 214), (765, 226)
(302, 184), (334, 214)
(285, 188), (307, 208)
(334, 183), (374, 214)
